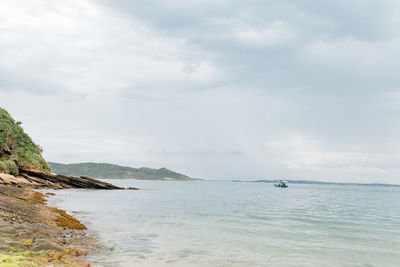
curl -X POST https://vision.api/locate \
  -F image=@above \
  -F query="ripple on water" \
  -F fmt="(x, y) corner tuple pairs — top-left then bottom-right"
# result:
(46, 181), (400, 267)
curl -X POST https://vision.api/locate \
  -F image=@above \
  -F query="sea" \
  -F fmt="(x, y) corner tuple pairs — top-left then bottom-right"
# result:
(46, 180), (400, 267)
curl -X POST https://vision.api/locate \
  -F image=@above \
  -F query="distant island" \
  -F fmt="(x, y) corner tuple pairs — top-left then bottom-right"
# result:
(232, 179), (400, 187)
(49, 162), (193, 181)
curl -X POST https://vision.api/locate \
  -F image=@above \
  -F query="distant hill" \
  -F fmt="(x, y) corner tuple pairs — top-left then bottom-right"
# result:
(49, 162), (192, 181)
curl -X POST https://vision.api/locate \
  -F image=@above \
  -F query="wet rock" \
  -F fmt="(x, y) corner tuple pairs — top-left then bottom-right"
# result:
(33, 240), (63, 252)
(128, 187), (139, 190)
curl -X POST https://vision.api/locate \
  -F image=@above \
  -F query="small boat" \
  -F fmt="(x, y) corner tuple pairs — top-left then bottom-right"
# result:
(274, 180), (288, 188)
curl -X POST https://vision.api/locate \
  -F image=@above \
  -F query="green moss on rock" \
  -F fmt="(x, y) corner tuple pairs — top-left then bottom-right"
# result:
(0, 253), (36, 267)
(0, 108), (51, 175)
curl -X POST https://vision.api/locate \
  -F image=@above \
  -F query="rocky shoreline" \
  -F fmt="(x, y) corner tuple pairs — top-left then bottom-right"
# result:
(0, 108), (134, 266)
(0, 171), (132, 266)
(0, 170), (124, 190)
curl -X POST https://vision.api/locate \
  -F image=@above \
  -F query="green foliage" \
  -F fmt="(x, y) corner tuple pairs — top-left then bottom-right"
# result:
(49, 162), (192, 181)
(0, 159), (19, 176)
(0, 108), (51, 175)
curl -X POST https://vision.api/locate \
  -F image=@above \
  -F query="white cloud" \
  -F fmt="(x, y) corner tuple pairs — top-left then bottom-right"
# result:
(0, 0), (223, 96)
(262, 135), (400, 182)
(305, 37), (400, 73)
(378, 91), (400, 109)
(235, 21), (298, 46)
(1, 0), (400, 183)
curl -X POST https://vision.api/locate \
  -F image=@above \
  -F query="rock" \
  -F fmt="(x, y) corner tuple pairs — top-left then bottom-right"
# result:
(127, 187), (139, 190)
(19, 169), (124, 190)
(33, 240), (63, 252)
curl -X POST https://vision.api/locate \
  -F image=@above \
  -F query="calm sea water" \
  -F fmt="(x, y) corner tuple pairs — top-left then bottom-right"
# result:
(46, 180), (400, 267)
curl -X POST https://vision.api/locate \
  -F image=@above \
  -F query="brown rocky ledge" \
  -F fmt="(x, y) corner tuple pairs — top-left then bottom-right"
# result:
(0, 185), (96, 266)
(0, 169), (124, 189)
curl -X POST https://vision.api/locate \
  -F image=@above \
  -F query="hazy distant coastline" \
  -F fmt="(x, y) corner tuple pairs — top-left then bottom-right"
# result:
(230, 179), (400, 187)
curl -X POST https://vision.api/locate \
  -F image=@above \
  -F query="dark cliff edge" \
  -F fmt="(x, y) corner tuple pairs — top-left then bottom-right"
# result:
(20, 169), (124, 189)
(0, 167), (126, 190)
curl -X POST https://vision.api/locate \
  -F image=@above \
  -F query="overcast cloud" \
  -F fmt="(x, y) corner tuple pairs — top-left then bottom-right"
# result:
(1, 0), (400, 183)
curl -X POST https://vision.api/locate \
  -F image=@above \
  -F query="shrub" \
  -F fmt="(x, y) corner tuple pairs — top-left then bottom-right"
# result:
(0, 159), (19, 176)
(0, 108), (51, 175)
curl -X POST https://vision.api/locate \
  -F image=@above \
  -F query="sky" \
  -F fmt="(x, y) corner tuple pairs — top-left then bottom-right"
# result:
(1, 0), (400, 183)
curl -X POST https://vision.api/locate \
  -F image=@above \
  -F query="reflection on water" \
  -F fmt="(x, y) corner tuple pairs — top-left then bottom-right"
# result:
(47, 180), (400, 267)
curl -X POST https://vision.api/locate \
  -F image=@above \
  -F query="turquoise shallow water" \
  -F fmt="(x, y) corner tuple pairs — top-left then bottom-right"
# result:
(47, 180), (400, 267)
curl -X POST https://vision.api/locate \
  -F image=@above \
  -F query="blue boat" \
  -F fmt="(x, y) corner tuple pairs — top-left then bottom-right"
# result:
(274, 180), (288, 188)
